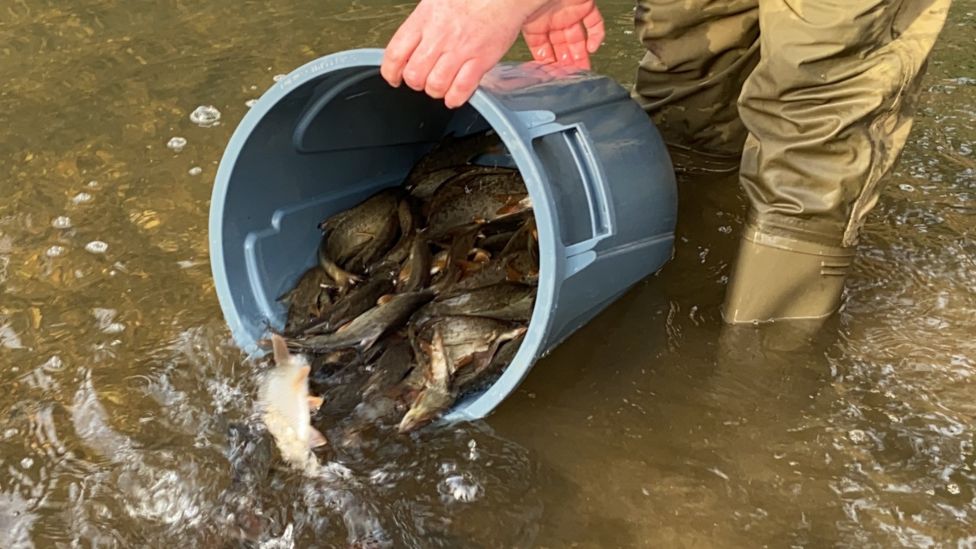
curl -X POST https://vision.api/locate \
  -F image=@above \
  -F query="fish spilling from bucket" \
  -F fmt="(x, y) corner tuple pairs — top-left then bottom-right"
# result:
(257, 334), (328, 470)
(264, 129), (537, 450)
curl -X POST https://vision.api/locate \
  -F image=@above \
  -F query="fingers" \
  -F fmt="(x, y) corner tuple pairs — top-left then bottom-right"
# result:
(523, 30), (556, 63)
(560, 22), (591, 69)
(583, 6), (605, 53)
(425, 54), (461, 99)
(402, 38), (443, 91)
(381, 20), (423, 87)
(445, 58), (487, 109)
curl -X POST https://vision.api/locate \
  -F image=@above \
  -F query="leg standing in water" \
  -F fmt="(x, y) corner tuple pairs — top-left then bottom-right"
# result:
(633, 0), (951, 323)
(383, 0), (952, 325)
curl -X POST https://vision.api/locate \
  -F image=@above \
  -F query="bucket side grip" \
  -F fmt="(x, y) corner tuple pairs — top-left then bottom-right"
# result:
(526, 119), (615, 275)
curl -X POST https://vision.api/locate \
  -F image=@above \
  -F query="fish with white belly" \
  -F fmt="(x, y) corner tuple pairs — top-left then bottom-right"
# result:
(258, 334), (328, 470)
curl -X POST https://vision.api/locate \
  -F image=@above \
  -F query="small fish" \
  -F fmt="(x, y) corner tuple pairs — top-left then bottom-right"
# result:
(419, 283), (536, 323)
(404, 131), (502, 188)
(415, 316), (523, 378)
(383, 198), (419, 266)
(303, 270), (395, 335)
(318, 188), (400, 284)
(426, 171), (529, 239)
(319, 238), (362, 291)
(396, 234), (432, 293)
(398, 327), (454, 433)
(363, 339), (415, 399)
(278, 267), (335, 335)
(257, 334), (327, 470)
(288, 291), (434, 354)
(454, 333), (525, 393)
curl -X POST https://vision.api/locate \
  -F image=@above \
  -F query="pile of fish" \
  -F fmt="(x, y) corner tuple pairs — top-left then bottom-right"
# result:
(271, 131), (539, 436)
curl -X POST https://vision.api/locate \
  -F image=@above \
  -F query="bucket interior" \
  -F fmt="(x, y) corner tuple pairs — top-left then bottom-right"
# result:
(222, 68), (546, 415)
(226, 70), (520, 328)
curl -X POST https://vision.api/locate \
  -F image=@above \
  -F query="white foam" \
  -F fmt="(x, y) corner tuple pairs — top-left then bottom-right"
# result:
(84, 241), (108, 254)
(167, 137), (188, 152)
(189, 105), (221, 127)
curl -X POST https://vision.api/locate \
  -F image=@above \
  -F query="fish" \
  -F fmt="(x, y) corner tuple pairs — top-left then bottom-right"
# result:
(303, 269), (396, 335)
(426, 171), (530, 239)
(415, 316), (524, 377)
(418, 282), (536, 323)
(278, 266), (335, 335)
(362, 339), (415, 399)
(257, 334), (327, 470)
(396, 234), (432, 293)
(288, 290), (435, 354)
(319, 188), (400, 282)
(383, 198), (419, 266)
(319, 238), (362, 291)
(411, 165), (513, 201)
(455, 333), (525, 394)
(404, 131), (502, 188)
(398, 327), (454, 433)
(449, 249), (537, 291)
(429, 228), (479, 294)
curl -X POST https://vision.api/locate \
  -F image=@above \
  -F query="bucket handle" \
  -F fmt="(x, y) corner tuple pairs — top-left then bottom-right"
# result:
(527, 120), (614, 275)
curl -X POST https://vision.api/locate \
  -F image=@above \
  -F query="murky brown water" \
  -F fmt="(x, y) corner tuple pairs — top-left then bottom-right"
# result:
(1, 1), (974, 547)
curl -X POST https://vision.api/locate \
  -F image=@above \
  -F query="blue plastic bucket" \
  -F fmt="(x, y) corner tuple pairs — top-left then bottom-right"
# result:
(209, 48), (677, 421)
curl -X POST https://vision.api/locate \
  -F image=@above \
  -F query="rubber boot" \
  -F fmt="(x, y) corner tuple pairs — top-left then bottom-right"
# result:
(722, 226), (854, 324)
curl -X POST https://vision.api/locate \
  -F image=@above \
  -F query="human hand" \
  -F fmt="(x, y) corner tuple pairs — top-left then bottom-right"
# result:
(523, 0), (605, 70)
(381, 0), (604, 108)
(381, 0), (550, 108)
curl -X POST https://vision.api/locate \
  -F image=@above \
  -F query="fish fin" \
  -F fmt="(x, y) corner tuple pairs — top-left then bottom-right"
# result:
(429, 328), (450, 387)
(308, 426), (328, 448)
(377, 294), (395, 306)
(469, 248), (491, 263)
(307, 395), (324, 411)
(271, 334), (291, 365)
(505, 264), (522, 282)
(292, 365), (311, 390)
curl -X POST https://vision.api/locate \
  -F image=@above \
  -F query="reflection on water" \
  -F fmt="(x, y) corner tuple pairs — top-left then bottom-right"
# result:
(0, 0), (974, 546)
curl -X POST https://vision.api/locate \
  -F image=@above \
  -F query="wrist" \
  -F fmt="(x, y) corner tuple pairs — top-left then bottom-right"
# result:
(511, 0), (555, 19)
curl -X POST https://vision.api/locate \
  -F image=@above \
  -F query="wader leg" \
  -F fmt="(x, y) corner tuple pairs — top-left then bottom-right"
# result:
(723, 0), (952, 324)
(631, 0), (760, 170)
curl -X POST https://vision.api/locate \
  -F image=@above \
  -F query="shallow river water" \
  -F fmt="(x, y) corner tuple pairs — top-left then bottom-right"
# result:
(1, 1), (975, 547)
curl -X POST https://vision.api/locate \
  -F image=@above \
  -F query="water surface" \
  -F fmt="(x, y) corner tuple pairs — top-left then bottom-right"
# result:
(1, 1), (975, 546)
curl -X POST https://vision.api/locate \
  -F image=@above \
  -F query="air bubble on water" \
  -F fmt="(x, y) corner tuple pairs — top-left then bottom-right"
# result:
(960, 143), (972, 156)
(46, 245), (66, 258)
(72, 192), (93, 205)
(167, 137), (187, 152)
(42, 356), (64, 371)
(948, 483), (961, 495)
(467, 439), (479, 461)
(87, 180), (99, 189)
(189, 105), (221, 127)
(3, 428), (17, 439)
(899, 183), (916, 192)
(718, 225), (732, 234)
(20, 457), (33, 469)
(273, 74), (286, 82)
(188, 167), (203, 176)
(85, 241), (108, 254)
(245, 99), (257, 108)
(848, 429), (867, 443)
(439, 462), (457, 475)
(439, 474), (482, 503)
(93, 308), (125, 334)
(52, 216), (72, 229)
(320, 461), (353, 481)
